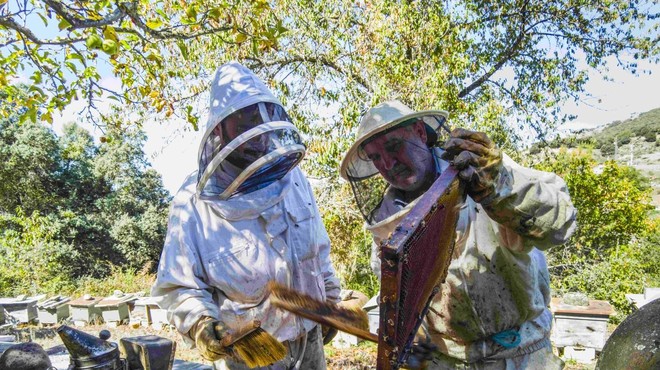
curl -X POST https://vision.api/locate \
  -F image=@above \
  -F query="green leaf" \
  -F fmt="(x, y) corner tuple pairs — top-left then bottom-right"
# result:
(65, 61), (78, 74)
(67, 52), (84, 62)
(101, 39), (118, 55)
(41, 112), (53, 124)
(103, 26), (118, 42)
(57, 18), (71, 31)
(37, 13), (48, 27)
(185, 5), (197, 22)
(234, 33), (247, 44)
(208, 7), (222, 20)
(86, 34), (103, 49)
(30, 71), (43, 84)
(177, 41), (189, 60)
(146, 19), (163, 29)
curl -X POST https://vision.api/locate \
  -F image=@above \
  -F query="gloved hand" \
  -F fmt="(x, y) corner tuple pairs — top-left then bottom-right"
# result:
(322, 325), (338, 345)
(402, 341), (437, 369)
(441, 128), (503, 203)
(189, 316), (232, 362)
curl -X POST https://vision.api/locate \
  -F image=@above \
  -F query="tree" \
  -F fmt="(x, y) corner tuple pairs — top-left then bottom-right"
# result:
(535, 148), (651, 258)
(0, 209), (78, 295)
(0, 109), (170, 288)
(1, 0), (657, 144)
(93, 117), (170, 271)
(0, 0), (288, 127)
(0, 118), (62, 214)
(531, 147), (656, 319)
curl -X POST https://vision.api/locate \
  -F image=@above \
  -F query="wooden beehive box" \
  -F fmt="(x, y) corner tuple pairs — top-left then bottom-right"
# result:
(37, 296), (71, 325)
(363, 294), (379, 335)
(130, 297), (156, 328)
(139, 296), (170, 330)
(97, 292), (139, 327)
(625, 287), (660, 309)
(69, 295), (104, 326)
(0, 295), (43, 324)
(550, 297), (613, 351)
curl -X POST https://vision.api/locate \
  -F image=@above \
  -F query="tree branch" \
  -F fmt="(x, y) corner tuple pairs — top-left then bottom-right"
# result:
(248, 55), (372, 92)
(458, 1), (531, 98)
(41, 0), (127, 30)
(0, 17), (85, 45)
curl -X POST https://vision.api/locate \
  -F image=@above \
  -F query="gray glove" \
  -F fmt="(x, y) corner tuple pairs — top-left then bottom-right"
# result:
(441, 128), (503, 203)
(322, 325), (338, 345)
(402, 341), (437, 369)
(189, 316), (232, 362)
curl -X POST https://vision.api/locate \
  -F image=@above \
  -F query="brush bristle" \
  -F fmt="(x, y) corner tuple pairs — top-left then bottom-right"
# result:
(268, 281), (377, 342)
(232, 328), (287, 368)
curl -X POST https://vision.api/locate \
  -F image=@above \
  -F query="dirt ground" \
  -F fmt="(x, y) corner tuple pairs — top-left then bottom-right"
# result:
(11, 323), (594, 369)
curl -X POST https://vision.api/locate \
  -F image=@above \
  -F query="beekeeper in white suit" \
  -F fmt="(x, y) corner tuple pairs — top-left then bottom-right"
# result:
(340, 100), (577, 369)
(153, 61), (340, 370)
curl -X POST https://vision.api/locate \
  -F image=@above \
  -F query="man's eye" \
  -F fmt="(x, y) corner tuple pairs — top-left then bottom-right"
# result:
(368, 153), (381, 162)
(385, 139), (402, 153)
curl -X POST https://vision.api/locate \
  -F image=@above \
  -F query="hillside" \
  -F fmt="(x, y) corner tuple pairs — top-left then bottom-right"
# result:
(530, 107), (660, 207)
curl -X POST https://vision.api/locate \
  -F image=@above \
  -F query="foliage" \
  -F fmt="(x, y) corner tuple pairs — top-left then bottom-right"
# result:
(0, 0), (288, 128)
(553, 233), (660, 322)
(590, 108), (660, 149)
(0, 210), (78, 295)
(2, 1), (658, 147)
(75, 263), (156, 297)
(535, 148), (651, 258)
(0, 108), (170, 296)
(314, 179), (379, 297)
(531, 148), (656, 321)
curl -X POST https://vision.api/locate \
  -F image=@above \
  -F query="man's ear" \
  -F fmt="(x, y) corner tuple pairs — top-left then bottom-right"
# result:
(212, 124), (224, 143)
(412, 120), (427, 143)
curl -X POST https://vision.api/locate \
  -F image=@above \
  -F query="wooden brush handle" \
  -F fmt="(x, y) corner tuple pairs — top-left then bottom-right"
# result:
(216, 320), (261, 347)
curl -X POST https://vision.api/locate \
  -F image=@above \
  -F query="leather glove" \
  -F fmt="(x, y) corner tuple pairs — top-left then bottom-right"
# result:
(441, 128), (503, 203)
(402, 341), (437, 369)
(189, 316), (232, 362)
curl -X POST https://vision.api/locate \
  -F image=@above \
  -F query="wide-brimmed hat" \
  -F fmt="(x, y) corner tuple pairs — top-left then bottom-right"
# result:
(340, 100), (449, 181)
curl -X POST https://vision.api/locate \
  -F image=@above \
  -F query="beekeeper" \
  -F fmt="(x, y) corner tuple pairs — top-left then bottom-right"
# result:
(340, 100), (577, 369)
(152, 61), (341, 370)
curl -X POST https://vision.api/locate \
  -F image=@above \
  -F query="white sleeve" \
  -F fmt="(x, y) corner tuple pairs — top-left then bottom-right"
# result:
(151, 189), (220, 344)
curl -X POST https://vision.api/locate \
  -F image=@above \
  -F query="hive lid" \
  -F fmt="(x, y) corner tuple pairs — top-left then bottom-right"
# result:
(38, 296), (71, 309)
(551, 297), (613, 316)
(69, 295), (104, 307)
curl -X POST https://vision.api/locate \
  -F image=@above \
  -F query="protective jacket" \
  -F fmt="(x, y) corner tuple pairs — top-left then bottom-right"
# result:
(152, 63), (341, 348)
(369, 148), (576, 364)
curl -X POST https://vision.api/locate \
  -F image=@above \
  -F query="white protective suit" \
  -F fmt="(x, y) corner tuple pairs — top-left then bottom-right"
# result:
(369, 148), (576, 368)
(152, 63), (341, 364)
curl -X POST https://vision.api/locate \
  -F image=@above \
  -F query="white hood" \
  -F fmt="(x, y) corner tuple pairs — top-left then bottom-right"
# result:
(196, 62), (305, 199)
(198, 61), (282, 170)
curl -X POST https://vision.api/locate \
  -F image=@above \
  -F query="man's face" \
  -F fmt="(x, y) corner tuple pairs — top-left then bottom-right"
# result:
(214, 105), (271, 168)
(361, 121), (435, 193)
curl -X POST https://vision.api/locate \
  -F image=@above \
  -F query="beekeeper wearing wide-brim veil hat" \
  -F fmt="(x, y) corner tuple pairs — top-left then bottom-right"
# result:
(340, 99), (577, 369)
(153, 61), (341, 370)
(340, 100), (451, 228)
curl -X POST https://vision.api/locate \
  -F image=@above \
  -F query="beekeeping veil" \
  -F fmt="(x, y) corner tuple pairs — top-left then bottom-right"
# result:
(197, 62), (305, 199)
(339, 100), (450, 224)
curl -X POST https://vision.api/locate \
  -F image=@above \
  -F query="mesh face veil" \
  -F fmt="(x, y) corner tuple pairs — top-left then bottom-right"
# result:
(339, 100), (450, 225)
(197, 102), (305, 199)
(347, 116), (449, 224)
